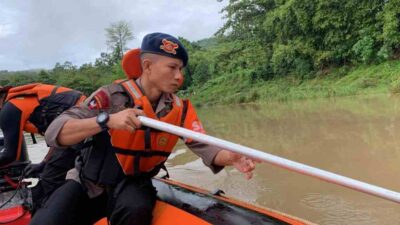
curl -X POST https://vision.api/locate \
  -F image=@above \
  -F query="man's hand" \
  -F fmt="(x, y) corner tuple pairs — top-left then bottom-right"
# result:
(229, 152), (260, 179)
(213, 150), (261, 180)
(24, 161), (46, 177)
(108, 108), (144, 131)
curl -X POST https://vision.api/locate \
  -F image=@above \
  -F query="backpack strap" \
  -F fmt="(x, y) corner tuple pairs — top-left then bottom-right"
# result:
(50, 85), (60, 96)
(30, 133), (37, 144)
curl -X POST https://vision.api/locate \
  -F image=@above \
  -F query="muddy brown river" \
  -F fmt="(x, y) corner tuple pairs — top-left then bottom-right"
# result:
(28, 94), (400, 224)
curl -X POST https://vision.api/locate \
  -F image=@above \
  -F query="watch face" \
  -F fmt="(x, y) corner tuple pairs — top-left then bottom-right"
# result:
(98, 112), (107, 122)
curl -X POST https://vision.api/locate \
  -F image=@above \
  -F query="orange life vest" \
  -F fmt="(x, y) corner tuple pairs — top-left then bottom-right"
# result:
(6, 83), (85, 133)
(3, 83), (85, 162)
(109, 80), (184, 175)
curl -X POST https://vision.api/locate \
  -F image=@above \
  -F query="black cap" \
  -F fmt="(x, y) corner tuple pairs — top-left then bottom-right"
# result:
(141, 32), (188, 67)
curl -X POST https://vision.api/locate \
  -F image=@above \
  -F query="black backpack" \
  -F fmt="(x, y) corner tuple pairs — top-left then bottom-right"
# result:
(28, 88), (83, 134)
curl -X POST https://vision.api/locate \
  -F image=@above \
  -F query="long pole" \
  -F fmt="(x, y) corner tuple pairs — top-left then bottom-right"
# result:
(139, 116), (400, 204)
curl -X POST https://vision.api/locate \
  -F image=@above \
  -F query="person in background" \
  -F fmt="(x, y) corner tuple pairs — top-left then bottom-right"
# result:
(0, 83), (86, 213)
(30, 33), (258, 225)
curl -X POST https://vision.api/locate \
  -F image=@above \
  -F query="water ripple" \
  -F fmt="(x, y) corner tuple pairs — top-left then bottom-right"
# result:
(301, 193), (378, 225)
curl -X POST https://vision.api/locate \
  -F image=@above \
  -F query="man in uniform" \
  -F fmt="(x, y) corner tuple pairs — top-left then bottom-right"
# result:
(30, 33), (258, 225)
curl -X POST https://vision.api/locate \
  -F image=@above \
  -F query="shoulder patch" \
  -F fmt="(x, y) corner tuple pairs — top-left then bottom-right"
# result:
(87, 89), (110, 110)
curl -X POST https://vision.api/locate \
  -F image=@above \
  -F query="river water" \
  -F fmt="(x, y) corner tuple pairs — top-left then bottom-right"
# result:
(28, 94), (400, 224)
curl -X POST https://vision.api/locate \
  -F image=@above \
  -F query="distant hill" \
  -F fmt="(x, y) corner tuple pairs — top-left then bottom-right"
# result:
(0, 69), (44, 78)
(194, 37), (219, 49)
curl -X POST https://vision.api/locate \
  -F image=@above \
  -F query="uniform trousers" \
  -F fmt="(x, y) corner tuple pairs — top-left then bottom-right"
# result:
(30, 148), (80, 214)
(30, 177), (157, 225)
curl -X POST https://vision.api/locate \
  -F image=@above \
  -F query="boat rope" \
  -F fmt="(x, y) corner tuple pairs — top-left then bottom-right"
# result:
(0, 170), (30, 223)
(0, 170), (25, 209)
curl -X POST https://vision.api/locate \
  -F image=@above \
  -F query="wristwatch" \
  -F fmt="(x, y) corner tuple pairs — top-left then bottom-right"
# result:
(96, 111), (109, 130)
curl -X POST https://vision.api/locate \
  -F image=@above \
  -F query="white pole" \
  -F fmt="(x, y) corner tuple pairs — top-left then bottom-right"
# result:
(139, 116), (400, 204)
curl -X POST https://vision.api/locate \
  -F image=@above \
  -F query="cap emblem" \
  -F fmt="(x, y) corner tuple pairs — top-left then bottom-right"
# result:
(160, 39), (179, 55)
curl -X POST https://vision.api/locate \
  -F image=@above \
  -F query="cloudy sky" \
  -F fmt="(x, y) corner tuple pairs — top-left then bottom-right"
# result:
(0, 0), (227, 71)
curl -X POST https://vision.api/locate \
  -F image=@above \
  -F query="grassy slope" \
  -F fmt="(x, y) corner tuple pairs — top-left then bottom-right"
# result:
(188, 60), (400, 105)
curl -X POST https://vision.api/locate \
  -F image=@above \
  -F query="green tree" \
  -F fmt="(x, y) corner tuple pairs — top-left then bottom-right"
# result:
(379, 0), (400, 59)
(217, 0), (275, 40)
(192, 60), (211, 85)
(38, 70), (56, 84)
(105, 20), (134, 61)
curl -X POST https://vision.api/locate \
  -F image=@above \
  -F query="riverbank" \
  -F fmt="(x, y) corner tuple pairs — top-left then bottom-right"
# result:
(186, 59), (400, 106)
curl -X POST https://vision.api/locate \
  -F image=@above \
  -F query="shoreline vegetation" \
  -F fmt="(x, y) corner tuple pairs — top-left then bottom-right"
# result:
(186, 59), (400, 106)
(1, 1), (400, 106)
(1, 55), (400, 107)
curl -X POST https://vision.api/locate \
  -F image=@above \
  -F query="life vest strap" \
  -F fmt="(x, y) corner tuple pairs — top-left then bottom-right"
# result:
(134, 153), (140, 177)
(160, 164), (170, 179)
(144, 127), (151, 150)
(180, 100), (189, 127)
(137, 126), (162, 133)
(123, 79), (142, 99)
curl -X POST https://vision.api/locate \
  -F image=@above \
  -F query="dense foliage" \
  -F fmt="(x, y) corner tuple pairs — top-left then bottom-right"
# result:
(0, 53), (125, 95)
(216, 0), (400, 73)
(1, 1), (400, 103)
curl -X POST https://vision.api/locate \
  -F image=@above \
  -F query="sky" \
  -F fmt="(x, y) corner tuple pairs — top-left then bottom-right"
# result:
(0, 0), (227, 71)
